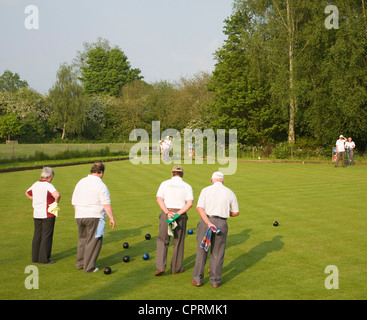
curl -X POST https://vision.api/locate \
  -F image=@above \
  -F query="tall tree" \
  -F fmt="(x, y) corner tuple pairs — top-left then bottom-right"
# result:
(208, 3), (287, 146)
(48, 63), (89, 140)
(77, 38), (143, 97)
(211, 0), (367, 151)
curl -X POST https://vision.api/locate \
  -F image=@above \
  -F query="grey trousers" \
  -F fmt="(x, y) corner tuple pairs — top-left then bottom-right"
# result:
(192, 217), (228, 287)
(156, 211), (187, 273)
(347, 150), (355, 165)
(335, 151), (346, 167)
(75, 218), (102, 273)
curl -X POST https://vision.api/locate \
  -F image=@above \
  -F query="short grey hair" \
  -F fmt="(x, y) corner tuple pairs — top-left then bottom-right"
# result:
(40, 167), (55, 179)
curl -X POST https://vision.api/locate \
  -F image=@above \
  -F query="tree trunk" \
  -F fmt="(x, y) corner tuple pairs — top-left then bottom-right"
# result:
(61, 123), (66, 140)
(287, 0), (296, 144)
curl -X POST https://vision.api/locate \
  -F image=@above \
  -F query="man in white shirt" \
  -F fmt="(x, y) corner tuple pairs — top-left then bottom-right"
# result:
(26, 167), (60, 264)
(345, 137), (356, 166)
(72, 162), (115, 273)
(335, 135), (347, 167)
(192, 171), (239, 288)
(155, 165), (193, 276)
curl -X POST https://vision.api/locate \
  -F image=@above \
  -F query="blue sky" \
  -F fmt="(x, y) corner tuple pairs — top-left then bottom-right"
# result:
(0, 0), (234, 94)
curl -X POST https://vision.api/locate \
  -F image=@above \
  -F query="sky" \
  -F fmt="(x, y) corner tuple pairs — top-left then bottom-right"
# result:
(0, 0), (234, 94)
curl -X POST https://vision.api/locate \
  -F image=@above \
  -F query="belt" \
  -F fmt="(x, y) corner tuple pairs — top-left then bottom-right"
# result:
(208, 216), (227, 220)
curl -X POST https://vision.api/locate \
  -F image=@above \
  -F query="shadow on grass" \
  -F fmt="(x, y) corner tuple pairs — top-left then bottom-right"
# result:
(75, 229), (258, 299)
(182, 228), (253, 274)
(222, 235), (284, 284)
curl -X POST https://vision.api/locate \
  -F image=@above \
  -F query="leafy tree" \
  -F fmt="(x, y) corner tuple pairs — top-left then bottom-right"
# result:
(0, 113), (23, 141)
(171, 72), (213, 130)
(0, 87), (49, 120)
(208, 5), (287, 146)
(48, 63), (89, 140)
(83, 96), (106, 140)
(20, 113), (51, 143)
(105, 80), (151, 140)
(210, 0), (367, 151)
(77, 38), (143, 97)
(0, 70), (28, 92)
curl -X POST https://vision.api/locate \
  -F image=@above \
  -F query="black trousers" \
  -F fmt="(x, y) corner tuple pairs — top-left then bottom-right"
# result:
(32, 217), (55, 263)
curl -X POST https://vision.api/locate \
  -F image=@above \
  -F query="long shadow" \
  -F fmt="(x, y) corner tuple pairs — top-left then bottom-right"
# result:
(103, 224), (153, 245)
(181, 229), (252, 275)
(222, 235), (284, 284)
(51, 246), (77, 261)
(76, 229), (257, 299)
(226, 228), (252, 250)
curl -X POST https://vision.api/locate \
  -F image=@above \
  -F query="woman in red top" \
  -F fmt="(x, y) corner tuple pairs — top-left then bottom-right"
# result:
(26, 167), (60, 264)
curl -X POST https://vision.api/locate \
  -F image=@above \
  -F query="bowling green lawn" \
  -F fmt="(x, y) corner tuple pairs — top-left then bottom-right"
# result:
(0, 160), (366, 300)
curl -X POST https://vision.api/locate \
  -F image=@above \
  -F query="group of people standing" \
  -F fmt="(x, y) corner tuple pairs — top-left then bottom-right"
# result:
(26, 162), (239, 288)
(335, 135), (356, 167)
(26, 162), (115, 273)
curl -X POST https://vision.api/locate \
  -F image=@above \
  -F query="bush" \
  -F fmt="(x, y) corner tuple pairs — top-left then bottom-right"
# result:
(273, 142), (293, 159)
(33, 151), (50, 161)
(53, 146), (111, 160)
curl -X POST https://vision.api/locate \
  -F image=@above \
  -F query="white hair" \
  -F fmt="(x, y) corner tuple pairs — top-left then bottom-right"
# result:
(40, 167), (55, 179)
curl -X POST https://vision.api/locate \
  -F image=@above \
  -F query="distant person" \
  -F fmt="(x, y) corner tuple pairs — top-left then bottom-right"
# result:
(163, 136), (172, 161)
(72, 162), (115, 273)
(159, 140), (167, 158)
(345, 137), (356, 166)
(192, 172), (239, 288)
(25, 167), (60, 264)
(335, 135), (347, 167)
(155, 165), (193, 276)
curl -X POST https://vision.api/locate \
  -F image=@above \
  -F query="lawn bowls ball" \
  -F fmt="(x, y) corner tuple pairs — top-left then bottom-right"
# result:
(103, 267), (111, 274)
(187, 229), (194, 235)
(143, 253), (150, 260)
(123, 242), (129, 249)
(145, 233), (151, 240)
(273, 221), (279, 226)
(123, 255), (130, 262)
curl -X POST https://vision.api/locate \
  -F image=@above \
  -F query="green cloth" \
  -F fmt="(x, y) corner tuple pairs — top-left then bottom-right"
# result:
(166, 213), (180, 224)
(166, 213), (180, 236)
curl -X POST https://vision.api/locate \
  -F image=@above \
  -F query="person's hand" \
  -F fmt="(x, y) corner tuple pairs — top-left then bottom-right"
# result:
(167, 211), (175, 219)
(110, 219), (115, 230)
(207, 222), (216, 229)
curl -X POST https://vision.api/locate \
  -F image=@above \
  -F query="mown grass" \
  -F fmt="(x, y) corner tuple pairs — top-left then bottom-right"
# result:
(0, 160), (366, 300)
